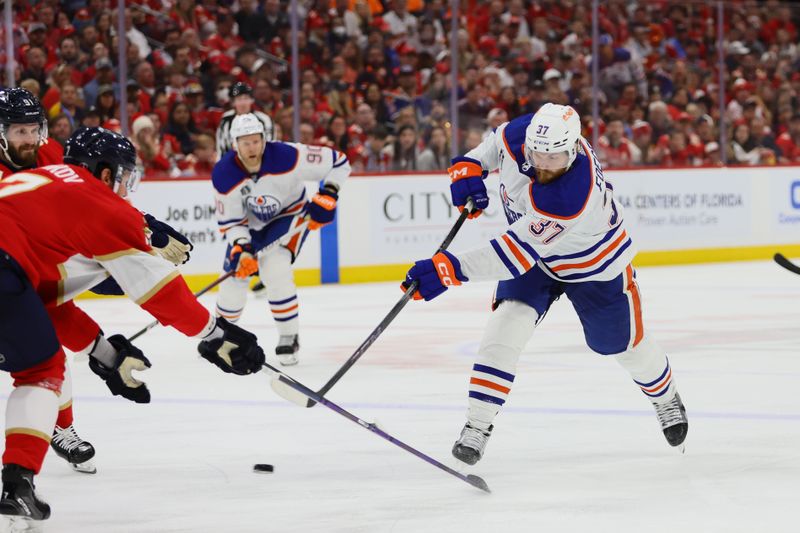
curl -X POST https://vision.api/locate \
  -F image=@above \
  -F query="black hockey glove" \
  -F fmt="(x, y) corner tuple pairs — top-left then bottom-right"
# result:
(197, 317), (265, 375)
(87, 334), (152, 404)
(144, 213), (193, 265)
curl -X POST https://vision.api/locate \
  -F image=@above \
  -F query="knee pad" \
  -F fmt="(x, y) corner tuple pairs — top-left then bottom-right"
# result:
(615, 335), (665, 374)
(479, 300), (539, 360)
(258, 247), (294, 286)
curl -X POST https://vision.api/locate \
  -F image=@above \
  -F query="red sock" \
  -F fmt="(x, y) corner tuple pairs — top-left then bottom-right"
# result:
(56, 402), (73, 428)
(3, 433), (51, 474)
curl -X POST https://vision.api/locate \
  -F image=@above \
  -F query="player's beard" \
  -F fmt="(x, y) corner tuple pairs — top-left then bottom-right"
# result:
(535, 168), (567, 185)
(7, 142), (39, 168)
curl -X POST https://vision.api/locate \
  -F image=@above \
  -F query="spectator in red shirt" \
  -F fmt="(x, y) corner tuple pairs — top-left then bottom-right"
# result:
(597, 119), (641, 168)
(776, 114), (800, 163)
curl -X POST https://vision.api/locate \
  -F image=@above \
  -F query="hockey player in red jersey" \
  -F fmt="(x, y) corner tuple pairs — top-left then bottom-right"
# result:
(0, 127), (265, 526)
(0, 87), (194, 475)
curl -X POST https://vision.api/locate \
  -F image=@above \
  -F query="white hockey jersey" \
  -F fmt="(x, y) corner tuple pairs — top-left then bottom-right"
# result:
(456, 113), (635, 283)
(212, 141), (350, 248)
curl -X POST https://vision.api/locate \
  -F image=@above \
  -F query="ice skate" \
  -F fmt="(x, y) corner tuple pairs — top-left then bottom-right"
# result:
(652, 392), (688, 452)
(0, 464), (51, 529)
(452, 423), (493, 465)
(275, 335), (299, 366)
(51, 425), (97, 474)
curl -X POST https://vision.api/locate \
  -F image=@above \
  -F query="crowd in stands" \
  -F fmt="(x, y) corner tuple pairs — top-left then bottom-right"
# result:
(4, 0), (800, 176)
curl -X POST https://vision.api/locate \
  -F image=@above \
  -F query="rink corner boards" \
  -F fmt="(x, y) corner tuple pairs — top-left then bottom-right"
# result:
(75, 243), (800, 299)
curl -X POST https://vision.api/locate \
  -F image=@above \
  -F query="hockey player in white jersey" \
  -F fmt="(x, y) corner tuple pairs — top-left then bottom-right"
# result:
(212, 113), (350, 365)
(403, 103), (688, 465)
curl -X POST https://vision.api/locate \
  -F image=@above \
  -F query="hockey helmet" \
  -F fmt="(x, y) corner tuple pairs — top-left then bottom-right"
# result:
(230, 113), (267, 152)
(64, 127), (141, 194)
(0, 87), (48, 166)
(229, 81), (253, 99)
(524, 103), (581, 171)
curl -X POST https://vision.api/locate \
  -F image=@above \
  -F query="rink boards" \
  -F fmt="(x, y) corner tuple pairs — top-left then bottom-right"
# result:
(129, 166), (800, 291)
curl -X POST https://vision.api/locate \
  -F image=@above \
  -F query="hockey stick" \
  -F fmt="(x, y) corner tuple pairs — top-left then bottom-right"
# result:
(128, 221), (310, 342)
(270, 199), (474, 408)
(261, 362), (491, 493)
(774, 252), (800, 275)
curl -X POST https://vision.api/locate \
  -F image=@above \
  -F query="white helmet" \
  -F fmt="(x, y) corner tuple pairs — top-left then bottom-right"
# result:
(231, 113), (268, 152)
(524, 103), (581, 171)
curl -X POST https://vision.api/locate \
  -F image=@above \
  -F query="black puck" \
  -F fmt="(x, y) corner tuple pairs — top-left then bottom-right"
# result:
(253, 463), (274, 473)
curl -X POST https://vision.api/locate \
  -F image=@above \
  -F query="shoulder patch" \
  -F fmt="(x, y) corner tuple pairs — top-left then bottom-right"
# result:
(528, 154), (593, 220)
(260, 142), (299, 175)
(211, 151), (249, 194)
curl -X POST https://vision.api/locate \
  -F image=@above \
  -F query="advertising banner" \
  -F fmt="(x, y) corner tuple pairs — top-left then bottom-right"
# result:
(609, 169), (752, 249)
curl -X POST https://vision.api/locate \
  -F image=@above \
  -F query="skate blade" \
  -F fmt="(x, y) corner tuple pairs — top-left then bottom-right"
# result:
(277, 355), (298, 367)
(70, 460), (97, 474)
(0, 515), (46, 532)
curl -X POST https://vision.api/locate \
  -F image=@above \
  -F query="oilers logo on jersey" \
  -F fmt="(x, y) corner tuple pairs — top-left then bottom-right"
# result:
(246, 194), (282, 222)
(499, 183), (522, 224)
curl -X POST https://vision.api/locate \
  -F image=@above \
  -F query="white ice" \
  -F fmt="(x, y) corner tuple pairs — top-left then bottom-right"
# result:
(2, 260), (799, 533)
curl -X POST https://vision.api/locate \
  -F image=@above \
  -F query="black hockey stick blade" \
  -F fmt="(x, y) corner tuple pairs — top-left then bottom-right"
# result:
(262, 363), (491, 493)
(774, 253), (800, 275)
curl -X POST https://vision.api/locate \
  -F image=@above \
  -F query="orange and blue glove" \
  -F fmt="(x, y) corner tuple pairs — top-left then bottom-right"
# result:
(401, 250), (468, 301)
(306, 184), (339, 230)
(228, 240), (258, 279)
(448, 156), (489, 219)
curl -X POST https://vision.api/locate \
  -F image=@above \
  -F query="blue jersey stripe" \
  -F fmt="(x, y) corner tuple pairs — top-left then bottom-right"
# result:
(541, 225), (620, 263)
(473, 363), (515, 382)
(468, 390), (506, 405)
(490, 239), (520, 277)
(555, 238), (632, 281)
(273, 313), (299, 322)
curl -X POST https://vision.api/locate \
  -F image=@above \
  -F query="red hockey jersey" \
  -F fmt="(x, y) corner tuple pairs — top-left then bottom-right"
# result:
(0, 164), (213, 342)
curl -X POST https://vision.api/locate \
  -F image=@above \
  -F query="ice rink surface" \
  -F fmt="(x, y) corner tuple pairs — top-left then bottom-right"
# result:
(1, 260), (799, 533)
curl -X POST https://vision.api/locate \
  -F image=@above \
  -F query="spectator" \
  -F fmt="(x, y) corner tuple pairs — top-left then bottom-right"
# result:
(95, 85), (118, 124)
(458, 84), (491, 132)
(298, 122), (316, 145)
(132, 114), (173, 175)
(81, 106), (102, 128)
(418, 126), (450, 171)
(597, 119), (642, 168)
(383, 0), (418, 39)
(166, 101), (201, 155)
(730, 122), (762, 165)
(484, 108), (508, 139)
(48, 82), (84, 128)
(48, 113), (73, 147)
(631, 120), (654, 163)
(84, 58), (118, 107)
(235, 0), (268, 44)
(20, 47), (48, 93)
(461, 128), (484, 153)
(184, 133), (217, 176)
(776, 114), (800, 163)
(386, 124), (421, 171)
(357, 125), (392, 172)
